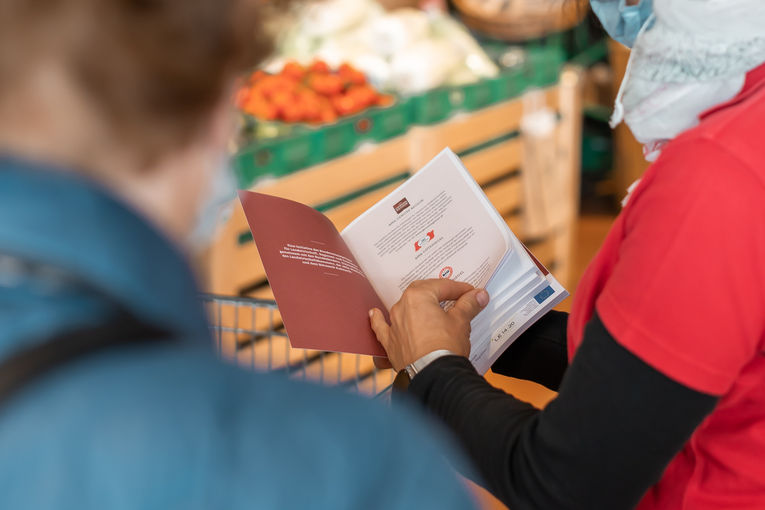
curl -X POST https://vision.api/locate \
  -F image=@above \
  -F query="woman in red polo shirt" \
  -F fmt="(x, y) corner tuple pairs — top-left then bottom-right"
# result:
(368, 1), (765, 509)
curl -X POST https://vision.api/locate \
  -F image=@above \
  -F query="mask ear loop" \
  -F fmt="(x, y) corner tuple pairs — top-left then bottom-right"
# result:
(610, 12), (656, 128)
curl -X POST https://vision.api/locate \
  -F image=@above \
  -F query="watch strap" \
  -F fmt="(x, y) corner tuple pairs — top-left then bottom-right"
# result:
(404, 349), (458, 380)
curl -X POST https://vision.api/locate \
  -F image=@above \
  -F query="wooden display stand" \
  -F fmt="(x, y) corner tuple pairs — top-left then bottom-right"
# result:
(202, 67), (583, 388)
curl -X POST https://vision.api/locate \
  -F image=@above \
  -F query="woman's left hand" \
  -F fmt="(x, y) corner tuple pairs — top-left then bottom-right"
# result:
(368, 279), (490, 371)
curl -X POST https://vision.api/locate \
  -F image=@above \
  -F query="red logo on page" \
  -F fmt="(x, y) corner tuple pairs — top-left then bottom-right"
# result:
(439, 266), (453, 279)
(414, 231), (435, 252)
(393, 198), (410, 214)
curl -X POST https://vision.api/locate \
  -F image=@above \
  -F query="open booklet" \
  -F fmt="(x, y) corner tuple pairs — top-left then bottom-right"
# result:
(238, 148), (568, 374)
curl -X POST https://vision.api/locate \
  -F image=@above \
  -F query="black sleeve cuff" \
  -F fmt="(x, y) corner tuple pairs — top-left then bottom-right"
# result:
(491, 310), (569, 390)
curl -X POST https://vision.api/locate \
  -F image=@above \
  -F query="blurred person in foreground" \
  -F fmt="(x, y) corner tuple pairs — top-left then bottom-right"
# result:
(0, 1), (477, 508)
(370, 0), (765, 509)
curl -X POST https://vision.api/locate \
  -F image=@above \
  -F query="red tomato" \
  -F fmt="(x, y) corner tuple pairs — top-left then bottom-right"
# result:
(337, 63), (356, 77)
(336, 63), (367, 87)
(309, 74), (345, 96)
(271, 90), (294, 109)
(309, 60), (330, 74)
(348, 70), (367, 86)
(243, 94), (278, 121)
(319, 107), (338, 123)
(332, 94), (360, 116)
(281, 103), (304, 123)
(249, 70), (267, 84)
(235, 62), (386, 124)
(256, 75), (295, 98)
(375, 94), (395, 107)
(347, 85), (376, 108)
(297, 90), (322, 122)
(281, 61), (305, 81)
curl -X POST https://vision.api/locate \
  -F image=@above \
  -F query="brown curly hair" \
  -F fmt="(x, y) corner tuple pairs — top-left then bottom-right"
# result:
(0, 0), (293, 160)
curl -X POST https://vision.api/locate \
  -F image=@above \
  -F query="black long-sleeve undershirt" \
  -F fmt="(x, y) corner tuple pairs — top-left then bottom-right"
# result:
(490, 310), (569, 391)
(408, 312), (718, 510)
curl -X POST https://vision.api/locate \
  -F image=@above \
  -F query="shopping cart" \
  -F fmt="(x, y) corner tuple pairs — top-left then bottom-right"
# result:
(200, 294), (396, 397)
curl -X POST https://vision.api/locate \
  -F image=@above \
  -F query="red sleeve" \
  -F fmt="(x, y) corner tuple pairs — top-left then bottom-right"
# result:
(596, 137), (765, 396)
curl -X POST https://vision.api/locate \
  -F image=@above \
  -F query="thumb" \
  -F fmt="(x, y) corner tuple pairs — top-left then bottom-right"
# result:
(450, 288), (489, 323)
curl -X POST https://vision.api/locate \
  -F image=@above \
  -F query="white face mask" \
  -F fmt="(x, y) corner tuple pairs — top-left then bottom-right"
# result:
(188, 155), (236, 251)
(610, 0), (765, 161)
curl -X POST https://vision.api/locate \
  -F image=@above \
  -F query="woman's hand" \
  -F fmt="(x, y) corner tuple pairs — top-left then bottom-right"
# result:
(369, 279), (490, 371)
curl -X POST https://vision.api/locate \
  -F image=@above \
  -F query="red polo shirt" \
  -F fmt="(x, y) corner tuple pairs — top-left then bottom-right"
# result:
(569, 63), (765, 509)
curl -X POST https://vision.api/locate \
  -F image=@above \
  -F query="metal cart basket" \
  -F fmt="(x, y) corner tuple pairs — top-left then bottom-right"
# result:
(201, 294), (395, 397)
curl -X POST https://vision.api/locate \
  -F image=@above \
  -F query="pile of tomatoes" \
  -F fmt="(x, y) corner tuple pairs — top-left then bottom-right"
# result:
(235, 60), (394, 124)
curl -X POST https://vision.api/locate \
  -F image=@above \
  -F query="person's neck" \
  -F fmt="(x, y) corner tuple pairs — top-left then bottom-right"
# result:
(0, 100), (194, 248)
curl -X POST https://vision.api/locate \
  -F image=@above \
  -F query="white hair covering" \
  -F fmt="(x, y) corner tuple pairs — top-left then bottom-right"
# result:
(611, 0), (765, 160)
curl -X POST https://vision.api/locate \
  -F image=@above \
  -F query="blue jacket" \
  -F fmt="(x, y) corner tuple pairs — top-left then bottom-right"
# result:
(0, 157), (476, 509)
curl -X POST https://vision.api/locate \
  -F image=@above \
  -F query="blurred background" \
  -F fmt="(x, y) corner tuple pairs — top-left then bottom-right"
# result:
(201, 2), (649, 507)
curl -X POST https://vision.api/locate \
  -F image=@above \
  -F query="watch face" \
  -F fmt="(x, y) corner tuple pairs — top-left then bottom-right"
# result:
(393, 370), (411, 393)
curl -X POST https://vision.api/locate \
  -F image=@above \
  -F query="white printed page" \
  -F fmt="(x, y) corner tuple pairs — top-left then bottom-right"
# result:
(470, 273), (569, 374)
(341, 148), (512, 309)
(467, 239), (569, 373)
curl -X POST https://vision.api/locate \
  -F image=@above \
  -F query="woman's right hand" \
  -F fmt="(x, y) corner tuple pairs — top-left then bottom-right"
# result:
(368, 279), (489, 371)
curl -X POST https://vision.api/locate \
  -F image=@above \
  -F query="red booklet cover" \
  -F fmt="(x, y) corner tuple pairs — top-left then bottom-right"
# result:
(238, 191), (387, 356)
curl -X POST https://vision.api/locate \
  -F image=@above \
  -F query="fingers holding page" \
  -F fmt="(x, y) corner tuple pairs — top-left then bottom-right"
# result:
(368, 281), (489, 371)
(451, 288), (490, 323)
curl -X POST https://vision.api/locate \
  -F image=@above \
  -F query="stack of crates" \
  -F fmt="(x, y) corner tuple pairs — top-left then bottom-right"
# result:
(233, 45), (566, 190)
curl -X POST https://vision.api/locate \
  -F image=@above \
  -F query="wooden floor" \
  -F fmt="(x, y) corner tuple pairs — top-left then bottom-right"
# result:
(468, 213), (617, 510)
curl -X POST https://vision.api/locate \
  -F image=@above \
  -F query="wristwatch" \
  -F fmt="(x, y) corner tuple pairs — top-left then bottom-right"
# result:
(403, 349), (457, 380)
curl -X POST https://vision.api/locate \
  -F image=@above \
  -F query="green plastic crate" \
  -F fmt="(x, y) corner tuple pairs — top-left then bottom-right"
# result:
(233, 129), (320, 188)
(314, 116), (358, 161)
(314, 100), (411, 160)
(581, 113), (613, 174)
(525, 46), (566, 87)
(489, 68), (528, 103)
(353, 101), (410, 143)
(231, 42), (569, 187)
(406, 88), (453, 125)
(581, 133), (612, 174)
(450, 79), (496, 112)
